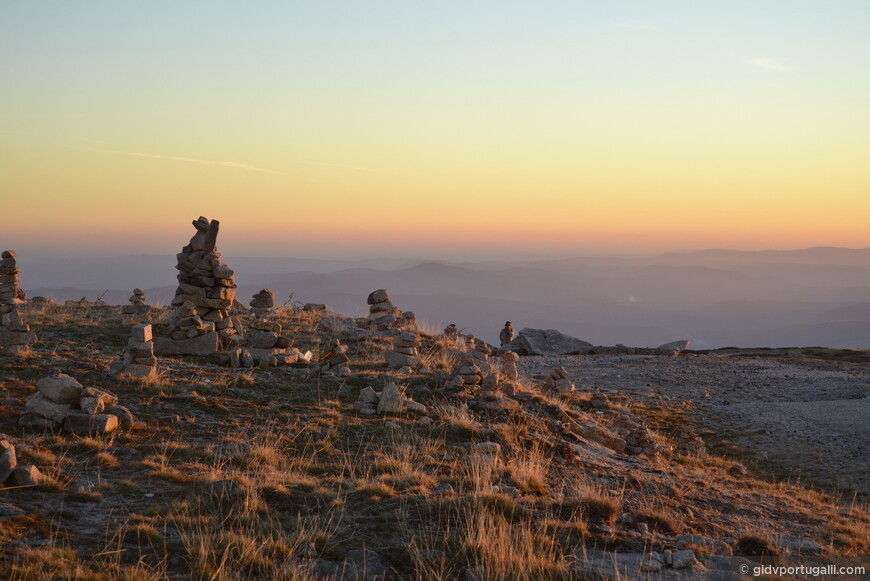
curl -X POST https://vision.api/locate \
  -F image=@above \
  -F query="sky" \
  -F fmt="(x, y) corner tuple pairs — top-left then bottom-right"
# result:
(2, 1), (869, 259)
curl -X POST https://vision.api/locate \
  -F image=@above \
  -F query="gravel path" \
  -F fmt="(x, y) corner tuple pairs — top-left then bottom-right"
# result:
(517, 353), (870, 495)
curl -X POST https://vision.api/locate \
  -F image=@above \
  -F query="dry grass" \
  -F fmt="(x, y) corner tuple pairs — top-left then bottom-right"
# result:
(2, 304), (869, 579)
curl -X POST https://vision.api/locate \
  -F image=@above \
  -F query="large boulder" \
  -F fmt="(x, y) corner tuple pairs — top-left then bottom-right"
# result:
(504, 328), (592, 356)
(657, 339), (691, 354)
(36, 372), (83, 404)
(25, 393), (70, 424)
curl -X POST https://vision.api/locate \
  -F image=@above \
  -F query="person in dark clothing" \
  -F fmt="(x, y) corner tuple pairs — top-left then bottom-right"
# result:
(499, 321), (514, 346)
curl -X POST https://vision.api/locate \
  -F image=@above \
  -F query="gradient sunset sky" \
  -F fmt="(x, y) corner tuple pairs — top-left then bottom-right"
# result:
(2, 1), (869, 258)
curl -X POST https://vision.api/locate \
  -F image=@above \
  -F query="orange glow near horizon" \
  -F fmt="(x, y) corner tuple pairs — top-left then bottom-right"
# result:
(3, 4), (869, 259)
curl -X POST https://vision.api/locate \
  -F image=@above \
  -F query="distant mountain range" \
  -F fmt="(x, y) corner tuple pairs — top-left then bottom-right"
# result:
(23, 247), (870, 349)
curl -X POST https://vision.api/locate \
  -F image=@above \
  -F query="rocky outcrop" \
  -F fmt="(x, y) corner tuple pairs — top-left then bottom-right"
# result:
(504, 328), (592, 356)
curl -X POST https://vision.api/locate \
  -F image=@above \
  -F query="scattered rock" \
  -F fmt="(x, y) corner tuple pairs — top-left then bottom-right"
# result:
(6, 465), (44, 487)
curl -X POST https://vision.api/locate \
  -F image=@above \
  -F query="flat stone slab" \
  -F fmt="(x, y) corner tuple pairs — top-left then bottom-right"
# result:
(64, 411), (119, 436)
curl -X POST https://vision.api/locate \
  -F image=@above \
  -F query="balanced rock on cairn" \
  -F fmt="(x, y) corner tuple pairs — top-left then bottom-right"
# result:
(236, 319), (299, 367)
(156, 217), (240, 355)
(110, 324), (157, 378)
(0, 250), (37, 355)
(120, 288), (152, 324)
(385, 330), (422, 370)
(249, 288), (275, 315)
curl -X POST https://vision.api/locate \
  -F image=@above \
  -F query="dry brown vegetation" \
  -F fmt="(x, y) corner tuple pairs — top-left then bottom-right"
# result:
(0, 304), (868, 579)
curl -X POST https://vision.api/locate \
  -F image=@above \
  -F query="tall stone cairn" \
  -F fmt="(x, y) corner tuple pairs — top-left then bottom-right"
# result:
(0, 250), (36, 355)
(385, 330), (422, 369)
(163, 217), (238, 354)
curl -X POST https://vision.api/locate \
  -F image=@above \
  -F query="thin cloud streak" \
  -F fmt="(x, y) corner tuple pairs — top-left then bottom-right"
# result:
(98, 149), (286, 175)
(748, 58), (796, 72)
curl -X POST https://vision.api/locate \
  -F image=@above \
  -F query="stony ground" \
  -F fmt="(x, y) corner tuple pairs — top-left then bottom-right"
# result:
(0, 304), (868, 580)
(517, 351), (870, 497)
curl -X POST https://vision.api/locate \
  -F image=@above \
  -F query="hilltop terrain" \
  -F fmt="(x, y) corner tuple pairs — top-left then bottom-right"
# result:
(1, 302), (867, 580)
(23, 247), (870, 349)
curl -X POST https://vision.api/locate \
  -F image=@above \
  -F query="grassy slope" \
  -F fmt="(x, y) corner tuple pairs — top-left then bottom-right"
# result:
(0, 304), (867, 580)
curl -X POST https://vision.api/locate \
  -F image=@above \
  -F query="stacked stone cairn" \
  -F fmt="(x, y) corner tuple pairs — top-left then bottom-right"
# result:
(20, 370), (135, 435)
(112, 324), (157, 378)
(366, 289), (395, 330)
(448, 346), (499, 391)
(161, 217), (239, 355)
(237, 318), (299, 367)
(499, 351), (520, 380)
(547, 367), (575, 393)
(385, 330), (422, 370)
(120, 288), (152, 324)
(352, 382), (427, 415)
(0, 251), (36, 355)
(365, 289), (416, 331)
(249, 288), (275, 315)
(320, 340), (351, 376)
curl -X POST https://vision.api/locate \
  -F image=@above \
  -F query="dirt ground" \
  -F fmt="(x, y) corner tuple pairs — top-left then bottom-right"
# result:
(517, 351), (870, 497)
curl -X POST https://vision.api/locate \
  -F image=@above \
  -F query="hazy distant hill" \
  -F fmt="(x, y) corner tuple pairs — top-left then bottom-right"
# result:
(23, 247), (870, 349)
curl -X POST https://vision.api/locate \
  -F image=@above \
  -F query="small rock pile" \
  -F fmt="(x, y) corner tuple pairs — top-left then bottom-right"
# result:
(675, 425), (707, 456)
(385, 330), (422, 370)
(20, 370), (134, 435)
(548, 367), (575, 393)
(0, 250), (36, 355)
(448, 349), (499, 390)
(160, 217), (240, 355)
(320, 340), (351, 376)
(613, 413), (671, 457)
(249, 288), (275, 315)
(120, 288), (151, 324)
(111, 324), (157, 378)
(239, 319), (299, 367)
(352, 383), (427, 415)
